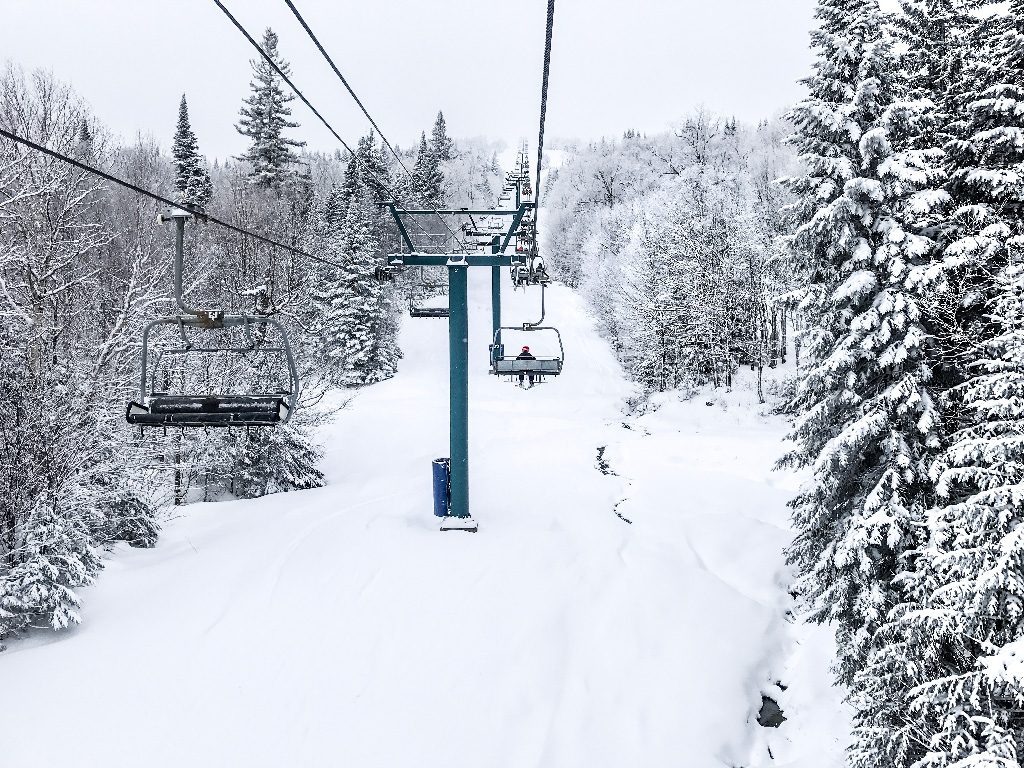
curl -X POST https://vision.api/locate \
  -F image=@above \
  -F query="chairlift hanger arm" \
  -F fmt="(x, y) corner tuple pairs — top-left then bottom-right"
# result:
(383, 203), (416, 253)
(524, 281), (549, 327)
(500, 204), (531, 253)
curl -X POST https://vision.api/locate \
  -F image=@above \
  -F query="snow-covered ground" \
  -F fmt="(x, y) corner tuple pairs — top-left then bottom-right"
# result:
(0, 269), (849, 767)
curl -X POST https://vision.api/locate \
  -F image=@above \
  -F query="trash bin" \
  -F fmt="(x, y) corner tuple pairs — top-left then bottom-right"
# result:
(432, 458), (451, 517)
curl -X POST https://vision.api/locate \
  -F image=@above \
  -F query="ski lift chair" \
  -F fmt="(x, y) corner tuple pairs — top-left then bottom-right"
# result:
(408, 266), (450, 318)
(528, 256), (551, 285)
(126, 210), (299, 429)
(374, 265), (400, 283)
(127, 315), (298, 428)
(489, 325), (564, 383)
(510, 263), (529, 290)
(409, 301), (450, 319)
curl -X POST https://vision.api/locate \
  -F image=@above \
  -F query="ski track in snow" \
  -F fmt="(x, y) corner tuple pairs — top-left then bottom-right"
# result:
(0, 269), (849, 767)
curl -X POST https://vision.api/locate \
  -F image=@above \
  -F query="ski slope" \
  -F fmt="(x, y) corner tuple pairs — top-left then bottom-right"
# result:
(0, 270), (849, 767)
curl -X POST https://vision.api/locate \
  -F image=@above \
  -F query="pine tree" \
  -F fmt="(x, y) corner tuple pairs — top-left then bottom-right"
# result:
(431, 110), (453, 162)
(895, 264), (1024, 768)
(412, 131), (444, 207)
(0, 494), (102, 638)
(74, 118), (94, 162)
(223, 425), (324, 498)
(896, 1), (999, 389)
(348, 133), (391, 203)
(870, 6), (1024, 765)
(340, 150), (362, 207)
(780, 0), (942, 703)
(172, 94), (212, 210)
(236, 28), (305, 188)
(316, 193), (400, 386)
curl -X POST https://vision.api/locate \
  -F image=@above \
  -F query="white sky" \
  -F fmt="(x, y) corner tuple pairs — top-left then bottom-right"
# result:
(2, 0), (884, 161)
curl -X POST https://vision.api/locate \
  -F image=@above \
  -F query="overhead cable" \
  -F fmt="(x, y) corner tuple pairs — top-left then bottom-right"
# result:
(532, 0), (557, 255)
(215, 0), (467, 251)
(0, 126), (340, 266)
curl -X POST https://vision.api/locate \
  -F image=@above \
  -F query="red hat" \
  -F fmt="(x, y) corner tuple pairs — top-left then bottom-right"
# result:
(522, 345), (530, 351)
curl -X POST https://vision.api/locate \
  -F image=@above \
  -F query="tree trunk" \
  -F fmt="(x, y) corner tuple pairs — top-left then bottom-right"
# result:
(173, 432), (183, 506)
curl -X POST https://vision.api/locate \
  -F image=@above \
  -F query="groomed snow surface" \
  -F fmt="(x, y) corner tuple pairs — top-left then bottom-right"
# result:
(1, 270), (850, 767)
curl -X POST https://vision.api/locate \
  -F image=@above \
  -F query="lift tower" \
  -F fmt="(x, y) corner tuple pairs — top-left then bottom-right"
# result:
(384, 196), (534, 531)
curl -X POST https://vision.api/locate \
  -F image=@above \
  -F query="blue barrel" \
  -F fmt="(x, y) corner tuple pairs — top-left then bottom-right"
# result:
(432, 458), (451, 517)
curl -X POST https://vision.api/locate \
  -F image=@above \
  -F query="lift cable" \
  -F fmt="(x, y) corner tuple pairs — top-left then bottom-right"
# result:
(282, 0), (411, 178)
(213, 0), (468, 252)
(279, 0), (471, 254)
(0, 126), (341, 267)
(531, 0), (556, 255)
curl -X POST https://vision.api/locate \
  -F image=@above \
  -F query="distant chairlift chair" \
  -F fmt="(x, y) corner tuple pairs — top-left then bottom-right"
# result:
(409, 266), (450, 319)
(126, 210), (298, 428)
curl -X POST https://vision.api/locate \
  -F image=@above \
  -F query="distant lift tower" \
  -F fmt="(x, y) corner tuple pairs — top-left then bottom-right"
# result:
(383, 192), (534, 532)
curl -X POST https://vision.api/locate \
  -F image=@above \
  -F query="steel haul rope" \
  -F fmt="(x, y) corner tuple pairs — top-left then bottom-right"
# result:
(282, 0), (411, 178)
(0, 126), (339, 266)
(278, 0), (469, 252)
(532, 0), (557, 254)
(215, 0), (468, 252)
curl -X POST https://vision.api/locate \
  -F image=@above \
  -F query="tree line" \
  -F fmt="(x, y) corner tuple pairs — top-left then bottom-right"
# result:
(543, 112), (798, 401)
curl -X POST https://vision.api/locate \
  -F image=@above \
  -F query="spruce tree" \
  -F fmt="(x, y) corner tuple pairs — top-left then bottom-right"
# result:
(872, 6), (1024, 765)
(412, 131), (444, 207)
(780, 0), (941, 702)
(172, 94), (212, 210)
(431, 110), (453, 162)
(223, 425), (324, 498)
(899, 265), (1024, 768)
(340, 150), (362, 207)
(0, 494), (102, 637)
(352, 133), (391, 202)
(316, 193), (400, 386)
(236, 28), (305, 188)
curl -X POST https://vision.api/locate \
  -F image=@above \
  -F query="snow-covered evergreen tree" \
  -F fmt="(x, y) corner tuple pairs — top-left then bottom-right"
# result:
(236, 28), (305, 188)
(0, 493), (102, 638)
(866, 7), (1024, 765)
(316, 192), (400, 386)
(780, 0), (942, 702)
(172, 94), (212, 210)
(341, 133), (392, 204)
(222, 424), (324, 499)
(894, 263), (1024, 768)
(431, 110), (453, 162)
(413, 131), (444, 207)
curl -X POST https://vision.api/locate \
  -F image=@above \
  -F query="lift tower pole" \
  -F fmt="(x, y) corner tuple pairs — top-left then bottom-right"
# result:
(384, 202), (533, 531)
(491, 235), (502, 347)
(447, 257), (471, 527)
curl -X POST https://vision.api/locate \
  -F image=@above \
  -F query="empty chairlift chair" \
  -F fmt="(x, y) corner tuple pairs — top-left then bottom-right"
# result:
(126, 210), (299, 428)
(408, 266), (450, 318)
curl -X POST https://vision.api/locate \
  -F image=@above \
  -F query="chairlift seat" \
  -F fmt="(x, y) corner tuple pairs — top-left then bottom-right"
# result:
(410, 306), (450, 319)
(127, 395), (290, 427)
(491, 358), (563, 376)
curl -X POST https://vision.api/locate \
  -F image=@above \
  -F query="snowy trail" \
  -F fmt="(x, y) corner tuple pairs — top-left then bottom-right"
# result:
(0, 270), (846, 767)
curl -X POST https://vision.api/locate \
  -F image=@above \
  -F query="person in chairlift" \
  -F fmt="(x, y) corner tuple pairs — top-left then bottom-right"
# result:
(516, 345), (536, 388)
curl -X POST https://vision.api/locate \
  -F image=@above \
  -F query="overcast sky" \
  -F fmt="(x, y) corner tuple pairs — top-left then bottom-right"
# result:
(3, 0), (877, 161)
